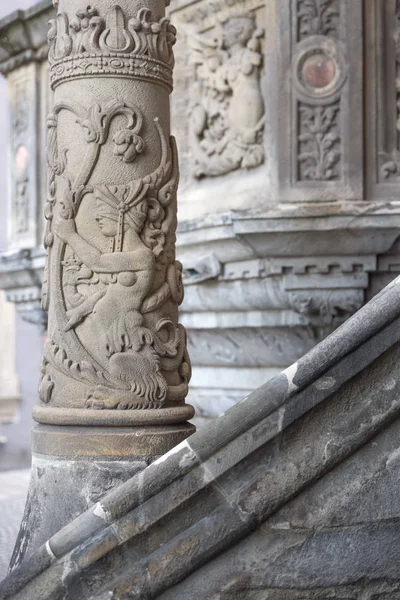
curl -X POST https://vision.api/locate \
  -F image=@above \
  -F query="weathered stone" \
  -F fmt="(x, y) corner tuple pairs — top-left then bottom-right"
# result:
(9, 456), (147, 570)
(3, 276), (400, 599)
(7, 0), (195, 570)
(41, 0), (191, 422)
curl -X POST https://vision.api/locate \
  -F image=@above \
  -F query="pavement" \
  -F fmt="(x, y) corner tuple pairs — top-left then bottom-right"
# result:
(0, 469), (30, 580)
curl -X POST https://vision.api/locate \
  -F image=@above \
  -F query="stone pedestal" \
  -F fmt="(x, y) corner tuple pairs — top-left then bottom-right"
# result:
(9, 422), (191, 569)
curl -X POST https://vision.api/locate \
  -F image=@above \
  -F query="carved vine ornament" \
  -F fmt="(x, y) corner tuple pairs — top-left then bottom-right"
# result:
(39, 6), (191, 413)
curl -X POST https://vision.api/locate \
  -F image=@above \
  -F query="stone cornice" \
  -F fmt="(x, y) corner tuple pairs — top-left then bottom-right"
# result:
(177, 203), (400, 264)
(0, 0), (53, 75)
(178, 201), (400, 234)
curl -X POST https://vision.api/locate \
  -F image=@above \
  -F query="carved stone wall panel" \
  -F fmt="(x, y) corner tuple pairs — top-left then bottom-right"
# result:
(365, 0), (400, 199)
(168, 0), (268, 221)
(7, 63), (40, 250)
(0, 291), (20, 424)
(265, 0), (363, 202)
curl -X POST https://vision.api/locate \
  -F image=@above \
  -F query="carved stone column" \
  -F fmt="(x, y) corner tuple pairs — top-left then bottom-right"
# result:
(10, 0), (194, 568)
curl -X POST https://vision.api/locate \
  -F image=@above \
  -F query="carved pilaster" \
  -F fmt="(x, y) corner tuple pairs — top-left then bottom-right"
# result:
(0, 292), (20, 425)
(265, 0), (363, 202)
(7, 64), (40, 250)
(365, 0), (400, 198)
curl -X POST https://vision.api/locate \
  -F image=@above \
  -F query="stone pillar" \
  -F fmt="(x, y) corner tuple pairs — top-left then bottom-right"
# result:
(10, 0), (193, 568)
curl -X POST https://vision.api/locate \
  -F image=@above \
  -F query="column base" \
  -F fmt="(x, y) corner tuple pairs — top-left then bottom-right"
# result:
(10, 421), (195, 571)
(32, 421), (195, 457)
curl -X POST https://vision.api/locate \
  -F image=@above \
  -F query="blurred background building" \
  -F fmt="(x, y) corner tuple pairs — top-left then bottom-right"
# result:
(1, 0), (400, 469)
(0, 0), (46, 472)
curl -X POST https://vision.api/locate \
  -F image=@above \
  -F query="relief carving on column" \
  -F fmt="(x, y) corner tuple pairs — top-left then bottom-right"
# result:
(38, 4), (191, 418)
(189, 11), (265, 178)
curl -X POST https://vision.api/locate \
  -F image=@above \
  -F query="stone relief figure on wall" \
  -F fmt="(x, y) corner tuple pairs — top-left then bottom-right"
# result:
(190, 11), (265, 178)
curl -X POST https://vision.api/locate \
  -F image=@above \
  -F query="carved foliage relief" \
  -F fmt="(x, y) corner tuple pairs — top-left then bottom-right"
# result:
(297, 0), (339, 40)
(293, 0), (344, 182)
(189, 11), (265, 178)
(298, 102), (341, 181)
(40, 5), (190, 413)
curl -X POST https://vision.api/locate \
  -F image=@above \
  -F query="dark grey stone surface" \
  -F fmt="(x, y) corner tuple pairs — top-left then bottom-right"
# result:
(9, 456), (148, 573)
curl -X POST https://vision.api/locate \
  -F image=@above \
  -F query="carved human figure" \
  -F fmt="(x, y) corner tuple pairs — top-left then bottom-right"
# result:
(53, 184), (172, 409)
(222, 15), (265, 139)
(190, 11), (265, 178)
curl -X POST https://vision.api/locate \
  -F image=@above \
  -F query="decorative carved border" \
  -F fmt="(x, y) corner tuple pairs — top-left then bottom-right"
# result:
(50, 54), (173, 91)
(48, 5), (176, 90)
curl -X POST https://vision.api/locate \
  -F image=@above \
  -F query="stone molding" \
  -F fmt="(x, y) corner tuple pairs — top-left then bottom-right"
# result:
(174, 203), (400, 422)
(0, 1), (53, 75)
